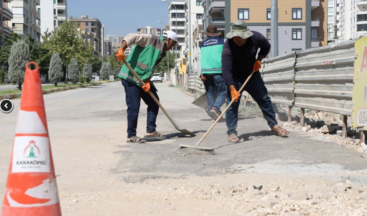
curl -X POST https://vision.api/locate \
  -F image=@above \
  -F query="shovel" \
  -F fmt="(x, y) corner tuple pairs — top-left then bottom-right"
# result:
(123, 60), (195, 137)
(180, 71), (256, 151)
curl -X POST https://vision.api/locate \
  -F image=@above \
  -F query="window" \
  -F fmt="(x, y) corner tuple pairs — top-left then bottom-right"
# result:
(357, 24), (367, 31)
(54, 9), (56, 15)
(292, 29), (302, 40)
(358, 14), (367, 22)
(172, 5), (185, 10)
(171, 13), (185, 18)
(292, 8), (302, 20)
(196, 0), (202, 6)
(85, 28), (89, 32)
(328, 7), (334, 13)
(196, 14), (203, 19)
(85, 22), (89, 26)
(311, 27), (318, 40)
(238, 9), (249, 20)
(54, 0), (56, 3)
(266, 29), (271, 40)
(267, 8), (271, 20)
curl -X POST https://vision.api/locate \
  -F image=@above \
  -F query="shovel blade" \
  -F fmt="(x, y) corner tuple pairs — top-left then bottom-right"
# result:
(179, 129), (196, 137)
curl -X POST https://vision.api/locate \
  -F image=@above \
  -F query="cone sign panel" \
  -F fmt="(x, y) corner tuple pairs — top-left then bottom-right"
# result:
(12, 137), (50, 173)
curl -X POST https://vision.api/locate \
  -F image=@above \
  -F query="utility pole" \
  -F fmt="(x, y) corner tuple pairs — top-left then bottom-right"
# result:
(271, 0), (278, 58)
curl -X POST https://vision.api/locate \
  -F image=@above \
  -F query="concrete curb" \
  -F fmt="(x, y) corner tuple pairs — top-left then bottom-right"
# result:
(0, 82), (103, 100)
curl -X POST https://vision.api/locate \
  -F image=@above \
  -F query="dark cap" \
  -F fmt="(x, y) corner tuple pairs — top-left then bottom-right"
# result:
(205, 25), (221, 37)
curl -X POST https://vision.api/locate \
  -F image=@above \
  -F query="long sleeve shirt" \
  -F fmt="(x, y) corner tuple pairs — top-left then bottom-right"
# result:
(222, 31), (271, 85)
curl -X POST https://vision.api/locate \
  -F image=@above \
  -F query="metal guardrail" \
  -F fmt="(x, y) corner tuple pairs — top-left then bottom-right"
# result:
(188, 74), (205, 93)
(294, 40), (355, 116)
(261, 52), (296, 106)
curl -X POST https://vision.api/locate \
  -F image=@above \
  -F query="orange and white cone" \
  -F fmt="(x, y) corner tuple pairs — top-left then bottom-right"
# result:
(1, 62), (62, 216)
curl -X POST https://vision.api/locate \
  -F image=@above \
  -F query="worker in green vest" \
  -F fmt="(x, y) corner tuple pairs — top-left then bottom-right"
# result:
(116, 31), (178, 143)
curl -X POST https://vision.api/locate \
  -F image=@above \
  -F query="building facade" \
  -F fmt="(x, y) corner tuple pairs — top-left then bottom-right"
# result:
(8, 0), (41, 40)
(337, 0), (367, 41)
(73, 15), (103, 56)
(168, 1), (186, 60)
(328, 0), (337, 42)
(137, 26), (162, 36)
(1, 0), (13, 41)
(104, 40), (112, 57)
(37, 0), (67, 40)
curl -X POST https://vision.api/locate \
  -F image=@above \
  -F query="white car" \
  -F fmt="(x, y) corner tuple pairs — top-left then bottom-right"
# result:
(150, 73), (163, 82)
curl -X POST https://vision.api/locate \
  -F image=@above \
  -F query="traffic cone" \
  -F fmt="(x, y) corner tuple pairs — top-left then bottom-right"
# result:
(1, 62), (62, 216)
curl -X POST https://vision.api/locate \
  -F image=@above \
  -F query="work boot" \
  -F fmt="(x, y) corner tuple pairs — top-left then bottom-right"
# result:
(210, 107), (222, 120)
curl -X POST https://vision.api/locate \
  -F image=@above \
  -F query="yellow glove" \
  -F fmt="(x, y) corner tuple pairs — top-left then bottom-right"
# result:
(116, 48), (125, 61)
(253, 60), (261, 72)
(142, 80), (151, 93)
(230, 88), (241, 102)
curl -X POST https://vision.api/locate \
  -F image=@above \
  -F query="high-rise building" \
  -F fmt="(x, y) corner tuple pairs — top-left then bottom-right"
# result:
(9, 0), (41, 40)
(328, 0), (337, 43)
(137, 26), (162, 36)
(337, 0), (367, 41)
(201, 0), (328, 56)
(104, 40), (112, 56)
(168, 0), (186, 68)
(72, 15), (104, 56)
(37, 0), (67, 40)
(1, 0), (14, 42)
(184, 0), (204, 74)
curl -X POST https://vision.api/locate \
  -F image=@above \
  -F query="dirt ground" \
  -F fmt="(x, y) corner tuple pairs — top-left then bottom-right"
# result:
(1, 82), (367, 215)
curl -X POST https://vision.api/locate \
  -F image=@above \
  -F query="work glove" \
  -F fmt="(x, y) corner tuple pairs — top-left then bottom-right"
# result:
(253, 60), (261, 72)
(116, 48), (125, 61)
(142, 80), (151, 93)
(230, 88), (241, 103)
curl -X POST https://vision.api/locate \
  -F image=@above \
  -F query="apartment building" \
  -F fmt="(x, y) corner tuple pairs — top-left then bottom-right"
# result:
(168, 1), (186, 54)
(184, 0), (204, 74)
(8, 0), (41, 40)
(1, 0), (14, 41)
(73, 15), (104, 56)
(328, 0), (337, 42)
(37, 0), (67, 39)
(137, 26), (163, 36)
(337, 0), (367, 41)
(104, 40), (112, 56)
(201, 0), (328, 56)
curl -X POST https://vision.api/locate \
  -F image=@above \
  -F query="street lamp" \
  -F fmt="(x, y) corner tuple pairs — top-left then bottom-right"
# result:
(162, 0), (178, 84)
(158, 21), (170, 80)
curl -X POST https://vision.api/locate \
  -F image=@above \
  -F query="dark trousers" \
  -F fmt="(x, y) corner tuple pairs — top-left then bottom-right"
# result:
(226, 72), (277, 135)
(121, 79), (159, 138)
(203, 74), (227, 117)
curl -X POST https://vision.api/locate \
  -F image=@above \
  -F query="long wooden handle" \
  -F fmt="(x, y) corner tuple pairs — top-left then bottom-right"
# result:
(122, 60), (181, 130)
(195, 71), (256, 147)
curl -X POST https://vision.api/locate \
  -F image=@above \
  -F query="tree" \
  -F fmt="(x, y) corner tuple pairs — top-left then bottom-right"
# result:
(42, 18), (94, 82)
(108, 53), (123, 71)
(0, 32), (22, 65)
(100, 62), (108, 80)
(83, 63), (92, 83)
(106, 62), (113, 77)
(68, 58), (79, 84)
(90, 54), (102, 73)
(48, 53), (63, 86)
(8, 40), (30, 90)
(155, 51), (176, 75)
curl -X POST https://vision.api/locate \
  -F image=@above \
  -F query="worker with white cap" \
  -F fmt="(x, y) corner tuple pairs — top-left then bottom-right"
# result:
(116, 30), (178, 143)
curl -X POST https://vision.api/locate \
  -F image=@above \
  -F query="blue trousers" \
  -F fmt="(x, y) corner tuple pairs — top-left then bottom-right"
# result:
(226, 72), (277, 135)
(121, 79), (159, 138)
(203, 74), (227, 116)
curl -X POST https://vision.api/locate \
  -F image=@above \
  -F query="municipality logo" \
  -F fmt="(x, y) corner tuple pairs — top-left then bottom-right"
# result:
(24, 140), (40, 158)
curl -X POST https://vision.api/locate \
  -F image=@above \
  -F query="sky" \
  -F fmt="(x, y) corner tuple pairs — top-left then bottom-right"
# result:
(68, 0), (176, 38)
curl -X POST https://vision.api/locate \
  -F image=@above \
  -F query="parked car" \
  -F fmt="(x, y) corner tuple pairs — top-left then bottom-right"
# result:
(92, 73), (99, 80)
(150, 73), (163, 82)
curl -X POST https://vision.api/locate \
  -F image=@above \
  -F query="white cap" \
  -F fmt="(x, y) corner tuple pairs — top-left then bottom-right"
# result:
(163, 30), (178, 42)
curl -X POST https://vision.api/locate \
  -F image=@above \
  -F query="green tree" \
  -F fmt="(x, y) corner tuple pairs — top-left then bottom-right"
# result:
(155, 51), (176, 75)
(100, 62), (108, 80)
(8, 40), (30, 90)
(48, 53), (63, 86)
(68, 58), (79, 84)
(90, 54), (102, 73)
(106, 62), (113, 77)
(42, 18), (94, 82)
(83, 63), (92, 83)
(108, 53), (123, 71)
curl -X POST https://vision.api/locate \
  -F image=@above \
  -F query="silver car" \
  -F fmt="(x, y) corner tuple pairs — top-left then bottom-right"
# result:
(150, 73), (163, 82)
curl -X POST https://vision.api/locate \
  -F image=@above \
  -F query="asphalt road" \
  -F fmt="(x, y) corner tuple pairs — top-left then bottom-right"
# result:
(1, 81), (367, 214)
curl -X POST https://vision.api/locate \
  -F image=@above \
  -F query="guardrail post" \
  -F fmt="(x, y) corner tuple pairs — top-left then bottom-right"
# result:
(288, 106), (292, 122)
(360, 131), (365, 145)
(300, 108), (305, 126)
(342, 115), (348, 138)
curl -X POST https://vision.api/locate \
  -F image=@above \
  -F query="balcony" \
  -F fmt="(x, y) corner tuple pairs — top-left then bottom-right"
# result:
(3, 7), (13, 20)
(357, 0), (367, 6)
(36, 11), (40, 19)
(311, 0), (320, 10)
(208, 0), (225, 14)
(210, 17), (225, 24)
(311, 19), (320, 27)
(311, 41), (320, 48)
